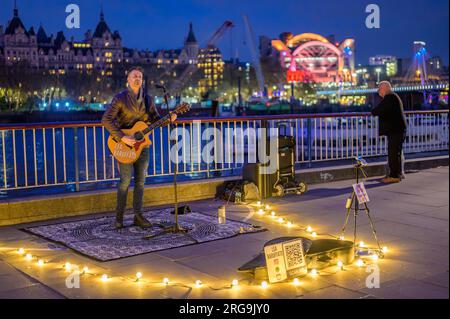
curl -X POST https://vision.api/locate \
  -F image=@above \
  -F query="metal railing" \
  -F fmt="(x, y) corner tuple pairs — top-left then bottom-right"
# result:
(0, 110), (448, 193)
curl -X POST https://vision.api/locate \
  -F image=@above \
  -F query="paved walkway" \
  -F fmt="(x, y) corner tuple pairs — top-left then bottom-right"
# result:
(0, 167), (448, 299)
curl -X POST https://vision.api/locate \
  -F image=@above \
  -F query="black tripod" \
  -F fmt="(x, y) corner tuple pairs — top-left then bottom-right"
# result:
(340, 159), (383, 257)
(144, 86), (195, 241)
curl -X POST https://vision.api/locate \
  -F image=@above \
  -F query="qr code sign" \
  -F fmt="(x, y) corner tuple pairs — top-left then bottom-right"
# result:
(283, 240), (305, 270)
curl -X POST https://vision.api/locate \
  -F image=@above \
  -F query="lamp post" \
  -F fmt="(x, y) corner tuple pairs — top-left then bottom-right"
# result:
(375, 68), (382, 84)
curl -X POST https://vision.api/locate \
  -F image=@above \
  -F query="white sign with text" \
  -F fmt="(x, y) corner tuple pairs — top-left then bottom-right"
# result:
(264, 238), (307, 283)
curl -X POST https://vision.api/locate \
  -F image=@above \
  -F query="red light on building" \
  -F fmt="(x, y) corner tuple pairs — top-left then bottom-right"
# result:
(287, 70), (308, 83)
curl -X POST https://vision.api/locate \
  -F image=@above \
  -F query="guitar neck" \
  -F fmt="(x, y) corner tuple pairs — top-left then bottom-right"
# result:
(142, 113), (172, 135)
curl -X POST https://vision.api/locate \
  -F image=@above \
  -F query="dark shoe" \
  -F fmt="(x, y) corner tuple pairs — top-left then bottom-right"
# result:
(134, 214), (152, 228)
(114, 221), (124, 229)
(115, 213), (124, 229)
(381, 177), (401, 184)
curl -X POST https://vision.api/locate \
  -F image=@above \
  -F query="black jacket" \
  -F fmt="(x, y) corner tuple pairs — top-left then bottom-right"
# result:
(371, 92), (407, 136)
(102, 89), (161, 141)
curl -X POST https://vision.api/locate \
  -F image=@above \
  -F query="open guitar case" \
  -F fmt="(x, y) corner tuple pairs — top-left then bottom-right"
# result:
(238, 237), (355, 280)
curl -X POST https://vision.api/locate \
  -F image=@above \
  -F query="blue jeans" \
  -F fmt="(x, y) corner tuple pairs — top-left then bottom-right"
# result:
(116, 147), (149, 219)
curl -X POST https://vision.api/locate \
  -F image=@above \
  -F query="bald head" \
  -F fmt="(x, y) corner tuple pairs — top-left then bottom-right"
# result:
(378, 81), (392, 98)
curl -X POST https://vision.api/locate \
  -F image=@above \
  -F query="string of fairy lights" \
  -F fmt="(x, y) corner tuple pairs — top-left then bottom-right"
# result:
(10, 201), (388, 293)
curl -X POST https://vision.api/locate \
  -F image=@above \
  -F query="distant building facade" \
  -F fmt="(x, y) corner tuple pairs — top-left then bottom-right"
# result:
(0, 5), (202, 74)
(369, 55), (398, 77)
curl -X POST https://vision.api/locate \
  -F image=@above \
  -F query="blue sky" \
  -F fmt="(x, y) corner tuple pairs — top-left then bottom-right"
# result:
(1, 0), (448, 65)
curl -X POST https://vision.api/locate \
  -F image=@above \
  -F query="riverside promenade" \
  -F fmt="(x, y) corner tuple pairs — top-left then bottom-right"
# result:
(0, 165), (448, 299)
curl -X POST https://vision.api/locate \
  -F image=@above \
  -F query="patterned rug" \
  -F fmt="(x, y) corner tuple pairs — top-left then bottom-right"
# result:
(25, 208), (266, 261)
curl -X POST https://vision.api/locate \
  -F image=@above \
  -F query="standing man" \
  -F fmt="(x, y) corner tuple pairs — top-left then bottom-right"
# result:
(371, 81), (407, 183)
(102, 66), (176, 229)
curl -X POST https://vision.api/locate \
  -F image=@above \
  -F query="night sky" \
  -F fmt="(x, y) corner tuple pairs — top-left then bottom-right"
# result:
(1, 0), (448, 65)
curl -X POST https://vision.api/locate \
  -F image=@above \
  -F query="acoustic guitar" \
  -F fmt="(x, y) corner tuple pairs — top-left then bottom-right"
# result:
(107, 102), (190, 164)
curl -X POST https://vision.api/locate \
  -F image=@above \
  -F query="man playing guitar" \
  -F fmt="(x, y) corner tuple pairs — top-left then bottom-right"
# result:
(102, 66), (177, 229)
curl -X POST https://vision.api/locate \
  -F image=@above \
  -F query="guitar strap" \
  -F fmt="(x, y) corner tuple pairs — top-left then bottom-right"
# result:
(144, 94), (151, 115)
(144, 94), (156, 124)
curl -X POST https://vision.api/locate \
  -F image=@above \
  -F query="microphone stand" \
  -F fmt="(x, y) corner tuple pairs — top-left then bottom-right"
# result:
(144, 87), (195, 241)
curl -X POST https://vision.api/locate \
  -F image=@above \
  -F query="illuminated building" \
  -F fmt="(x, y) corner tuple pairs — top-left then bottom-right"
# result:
(123, 23), (199, 66)
(386, 61), (398, 77)
(0, 4), (121, 74)
(197, 47), (225, 95)
(271, 32), (356, 84)
(369, 55), (397, 66)
(427, 56), (445, 76)
(1, 5), (39, 68)
(0, 3), (199, 75)
(369, 55), (398, 77)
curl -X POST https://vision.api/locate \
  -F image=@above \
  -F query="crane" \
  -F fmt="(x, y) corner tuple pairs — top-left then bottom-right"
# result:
(242, 14), (266, 97)
(206, 21), (234, 48)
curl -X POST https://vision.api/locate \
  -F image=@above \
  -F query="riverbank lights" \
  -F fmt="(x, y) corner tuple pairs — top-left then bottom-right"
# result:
(310, 269), (318, 276)
(17, 248), (25, 255)
(37, 259), (44, 266)
(287, 221), (293, 228)
(277, 217), (284, 223)
(257, 209), (264, 215)
(356, 259), (364, 267)
(136, 272), (142, 281)
(306, 226), (313, 233)
(195, 280), (203, 288)
(337, 261), (344, 269)
(382, 246), (389, 253)
(231, 279), (239, 287)
(261, 281), (268, 289)
(265, 204), (270, 210)
(359, 241), (366, 248)
(25, 253), (32, 261)
(101, 274), (109, 282)
(312, 232), (318, 238)
(82, 266), (89, 274)
(293, 278), (300, 286)
(64, 262), (72, 271)
(271, 211), (276, 217)
(371, 254), (379, 262)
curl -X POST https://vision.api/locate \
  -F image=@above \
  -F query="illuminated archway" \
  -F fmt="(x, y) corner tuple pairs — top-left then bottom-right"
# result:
(287, 33), (330, 48)
(291, 41), (344, 81)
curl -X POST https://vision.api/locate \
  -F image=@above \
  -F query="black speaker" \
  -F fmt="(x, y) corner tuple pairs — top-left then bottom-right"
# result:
(278, 135), (295, 149)
(243, 163), (277, 199)
(243, 135), (297, 199)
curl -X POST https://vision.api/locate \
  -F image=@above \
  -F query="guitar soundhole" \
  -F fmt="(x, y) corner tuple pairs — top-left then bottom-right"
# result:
(134, 131), (144, 141)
